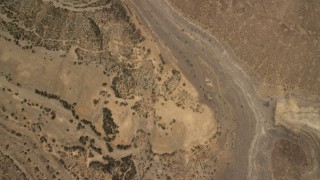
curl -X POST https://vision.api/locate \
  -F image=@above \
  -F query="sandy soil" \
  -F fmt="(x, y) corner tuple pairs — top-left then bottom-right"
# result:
(0, 0), (319, 179)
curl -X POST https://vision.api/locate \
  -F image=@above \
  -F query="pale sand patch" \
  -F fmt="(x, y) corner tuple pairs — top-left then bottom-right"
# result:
(152, 100), (217, 153)
(275, 97), (320, 133)
(110, 107), (135, 145)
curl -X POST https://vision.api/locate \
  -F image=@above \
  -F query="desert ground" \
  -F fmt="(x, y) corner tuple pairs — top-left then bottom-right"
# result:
(0, 0), (320, 179)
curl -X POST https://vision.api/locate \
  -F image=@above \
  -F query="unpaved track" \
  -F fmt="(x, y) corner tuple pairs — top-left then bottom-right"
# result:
(127, 0), (274, 179)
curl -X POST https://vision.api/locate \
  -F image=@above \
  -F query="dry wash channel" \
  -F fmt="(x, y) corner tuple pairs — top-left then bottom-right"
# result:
(0, 0), (319, 179)
(129, 0), (320, 179)
(0, 0), (217, 179)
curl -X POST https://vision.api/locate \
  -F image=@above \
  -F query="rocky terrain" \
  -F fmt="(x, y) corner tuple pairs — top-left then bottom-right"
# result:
(170, 0), (320, 95)
(0, 0), (319, 179)
(167, 0), (320, 179)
